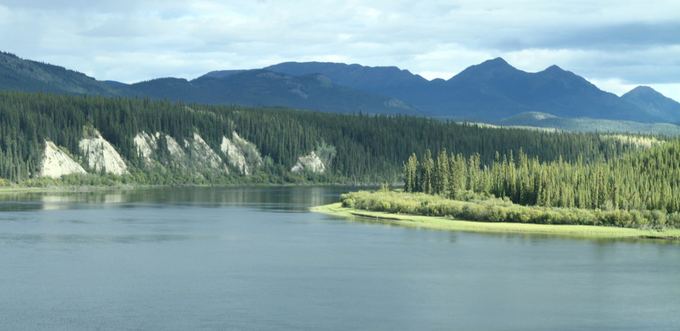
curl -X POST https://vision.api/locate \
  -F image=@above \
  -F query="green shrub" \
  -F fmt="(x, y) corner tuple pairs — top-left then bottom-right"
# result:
(340, 190), (679, 230)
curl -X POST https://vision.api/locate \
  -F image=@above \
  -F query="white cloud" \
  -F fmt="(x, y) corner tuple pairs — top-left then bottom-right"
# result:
(588, 78), (638, 96)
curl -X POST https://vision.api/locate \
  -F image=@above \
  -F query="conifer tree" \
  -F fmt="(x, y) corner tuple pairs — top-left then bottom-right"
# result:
(403, 153), (418, 192)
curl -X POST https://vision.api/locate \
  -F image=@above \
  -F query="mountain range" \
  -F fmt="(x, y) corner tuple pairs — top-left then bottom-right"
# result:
(1, 50), (679, 124)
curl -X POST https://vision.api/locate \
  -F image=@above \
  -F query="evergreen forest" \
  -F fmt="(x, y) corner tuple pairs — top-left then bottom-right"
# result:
(0, 92), (640, 185)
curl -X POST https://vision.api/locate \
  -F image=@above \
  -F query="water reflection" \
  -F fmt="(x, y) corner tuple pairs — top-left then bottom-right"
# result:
(343, 213), (680, 245)
(0, 186), (678, 330)
(0, 186), (356, 212)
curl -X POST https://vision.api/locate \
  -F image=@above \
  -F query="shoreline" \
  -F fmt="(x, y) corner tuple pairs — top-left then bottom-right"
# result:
(0, 182), (373, 195)
(311, 203), (680, 241)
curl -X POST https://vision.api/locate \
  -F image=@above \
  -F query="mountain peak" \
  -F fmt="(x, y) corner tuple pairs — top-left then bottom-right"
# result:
(622, 85), (680, 122)
(451, 57), (519, 81)
(480, 57), (512, 68)
(626, 85), (661, 96)
(544, 64), (564, 73)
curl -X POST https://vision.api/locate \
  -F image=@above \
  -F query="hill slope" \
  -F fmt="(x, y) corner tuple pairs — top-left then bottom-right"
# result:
(621, 86), (680, 123)
(130, 70), (418, 115)
(0, 52), (124, 96)
(499, 112), (680, 136)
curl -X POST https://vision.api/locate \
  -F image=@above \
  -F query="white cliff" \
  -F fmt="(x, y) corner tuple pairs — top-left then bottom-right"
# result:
(291, 151), (326, 174)
(164, 135), (186, 160)
(79, 130), (128, 175)
(220, 131), (263, 175)
(133, 131), (233, 174)
(221, 136), (248, 175)
(39, 141), (87, 178)
(185, 133), (227, 172)
(133, 131), (160, 165)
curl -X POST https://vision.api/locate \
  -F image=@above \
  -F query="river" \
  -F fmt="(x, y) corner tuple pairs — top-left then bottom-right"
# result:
(0, 186), (678, 330)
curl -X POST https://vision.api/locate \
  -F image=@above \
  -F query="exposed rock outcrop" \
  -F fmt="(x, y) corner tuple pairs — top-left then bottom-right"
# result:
(220, 137), (247, 175)
(133, 131), (160, 165)
(79, 129), (128, 175)
(39, 141), (87, 178)
(220, 131), (263, 175)
(164, 135), (186, 160)
(291, 151), (326, 174)
(133, 131), (232, 174)
(184, 133), (227, 173)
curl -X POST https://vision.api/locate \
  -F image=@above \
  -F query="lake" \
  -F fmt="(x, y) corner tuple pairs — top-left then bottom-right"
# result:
(0, 186), (678, 330)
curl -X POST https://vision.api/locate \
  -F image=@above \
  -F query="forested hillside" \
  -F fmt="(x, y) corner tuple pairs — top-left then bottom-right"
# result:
(0, 51), (121, 96)
(0, 92), (639, 185)
(130, 70), (417, 115)
(403, 139), (680, 214)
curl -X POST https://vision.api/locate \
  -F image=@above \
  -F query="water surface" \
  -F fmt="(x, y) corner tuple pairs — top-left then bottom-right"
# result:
(0, 187), (678, 330)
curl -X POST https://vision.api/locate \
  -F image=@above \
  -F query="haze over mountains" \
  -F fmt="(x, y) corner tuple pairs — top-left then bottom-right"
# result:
(1, 51), (679, 124)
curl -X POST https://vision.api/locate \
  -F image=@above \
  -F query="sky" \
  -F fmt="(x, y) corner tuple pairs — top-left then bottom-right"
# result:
(1, 0), (679, 100)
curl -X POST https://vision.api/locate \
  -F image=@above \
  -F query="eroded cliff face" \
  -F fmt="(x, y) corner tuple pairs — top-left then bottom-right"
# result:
(133, 131), (228, 174)
(220, 136), (247, 175)
(133, 131), (160, 166)
(220, 131), (263, 175)
(164, 135), (187, 163)
(291, 151), (326, 174)
(39, 128), (274, 180)
(79, 130), (128, 175)
(185, 133), (228, 173)
(39, 141), (87, 178)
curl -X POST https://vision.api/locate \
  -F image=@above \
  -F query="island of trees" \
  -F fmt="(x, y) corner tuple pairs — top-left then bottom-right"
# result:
(340, 140), (680, 231)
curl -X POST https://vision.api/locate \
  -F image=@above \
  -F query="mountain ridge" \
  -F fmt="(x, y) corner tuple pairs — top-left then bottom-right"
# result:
(1, 51), (679, 123)
(0, 51), (122, 96)
(621, 85), (680, 123)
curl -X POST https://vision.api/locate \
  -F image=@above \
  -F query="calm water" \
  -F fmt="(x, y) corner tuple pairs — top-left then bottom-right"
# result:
(0, 186), (678, 330)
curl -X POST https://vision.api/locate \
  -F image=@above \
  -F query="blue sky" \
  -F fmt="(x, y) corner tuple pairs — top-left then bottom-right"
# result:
(1, 0), (679, 99)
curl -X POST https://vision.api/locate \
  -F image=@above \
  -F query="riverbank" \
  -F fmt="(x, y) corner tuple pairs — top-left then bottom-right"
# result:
(312, 203), (680, 240)
(0, 185), (137, 195)
(0, 182), (375, 196)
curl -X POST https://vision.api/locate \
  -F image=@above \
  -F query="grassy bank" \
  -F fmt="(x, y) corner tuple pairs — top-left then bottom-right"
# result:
(341, 191), (680, 229)
(312, 190), (680, 240)
(312, 203), (680, 240)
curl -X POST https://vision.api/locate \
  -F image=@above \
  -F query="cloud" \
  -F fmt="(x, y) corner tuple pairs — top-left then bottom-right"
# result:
(0, 0), (679, 100)
(589, 78), (638, 96)
(533, 22), (680, 50)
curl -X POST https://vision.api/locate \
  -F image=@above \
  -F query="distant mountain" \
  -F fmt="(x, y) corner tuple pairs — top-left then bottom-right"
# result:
(0, 51), (123, 96)
(444, 59), (650, 121)
(199, 70), (246, 79)
(266, 61), (441, 116)
(130, 70), (417, 115)
(621, 86), (680, 123)
(499, 111), (680, 136)
(266, 62), (429, 94)
(2, 51), (680, 123)
(268, 58), (661, 122)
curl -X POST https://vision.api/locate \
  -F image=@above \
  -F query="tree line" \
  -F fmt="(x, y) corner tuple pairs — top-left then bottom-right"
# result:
(404, 141), (680, 213)
(0, 91), (639, 184)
